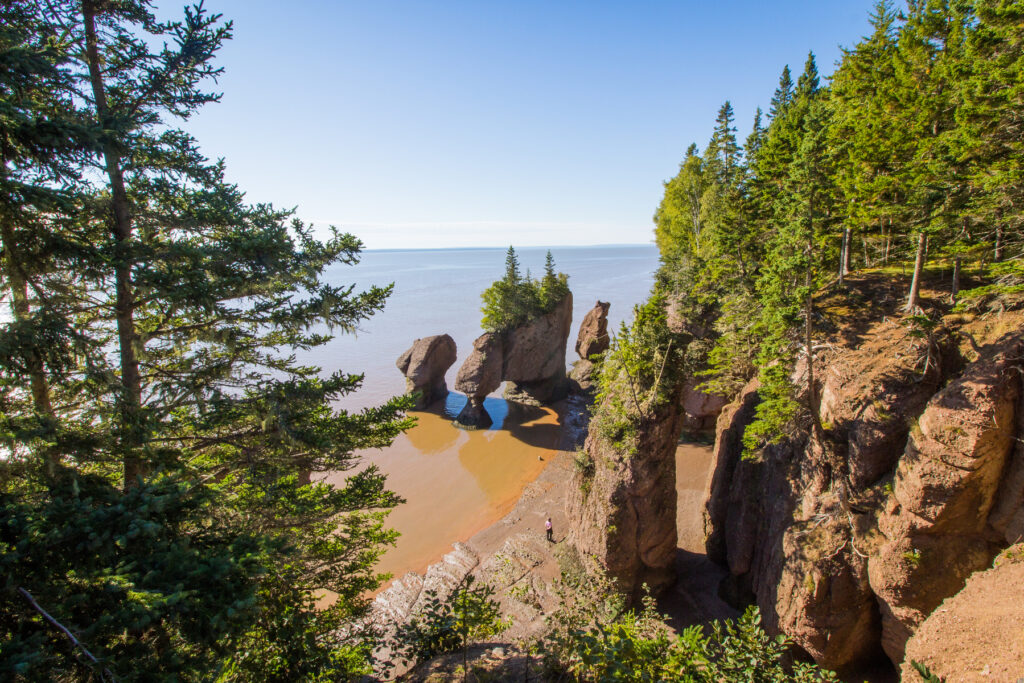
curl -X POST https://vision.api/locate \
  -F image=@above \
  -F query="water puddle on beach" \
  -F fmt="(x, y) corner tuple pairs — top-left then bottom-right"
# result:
(324, 392), (562, 586)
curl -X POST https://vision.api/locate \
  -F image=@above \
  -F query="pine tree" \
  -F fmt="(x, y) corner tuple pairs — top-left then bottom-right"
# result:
(2, 1), (413, 678)
(958, 0), (1024, 275)
(654, 143), (706, 260)
(769, 65), (794, 119)
(830, 0), (902, 268)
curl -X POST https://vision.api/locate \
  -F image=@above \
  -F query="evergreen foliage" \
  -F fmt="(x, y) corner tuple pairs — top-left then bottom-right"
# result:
(651, 0), (1024, 459)
(480, 247), (569, 333)
(1, 0), (412, 678)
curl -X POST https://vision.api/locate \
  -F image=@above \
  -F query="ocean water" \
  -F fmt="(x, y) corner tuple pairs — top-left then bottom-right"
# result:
(309, 244), (661, 581)
(305, 244), (661, 412)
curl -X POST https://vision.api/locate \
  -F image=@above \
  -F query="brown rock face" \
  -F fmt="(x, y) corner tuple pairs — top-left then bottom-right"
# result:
(680, 379), (728, 432)
(568, 359), (597, 393)
(567, 401), (682, 601)
(396, 334), (458, 408)
(901, 547), (1024, 682)
(575, 300), (610, 359)
(868, 332), (1024, 665)
(817, 322), (955, 489)
(453, 333), (504, 428)
(503, 293), (574, 405)
(451, 293), (574, 426)
(702, 324), (1024, 673)
(701, 380), (882, 671)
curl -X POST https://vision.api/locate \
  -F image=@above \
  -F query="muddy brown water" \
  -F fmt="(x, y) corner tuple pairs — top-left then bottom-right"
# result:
(324, 394), (561, 586)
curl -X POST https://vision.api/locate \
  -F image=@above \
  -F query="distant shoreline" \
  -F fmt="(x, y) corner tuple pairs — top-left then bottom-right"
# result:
(362, 243), (656, 253)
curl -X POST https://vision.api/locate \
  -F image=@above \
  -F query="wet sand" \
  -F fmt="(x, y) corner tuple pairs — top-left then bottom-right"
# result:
(675, 441), (715, 553)
(325, 393), (562, 583)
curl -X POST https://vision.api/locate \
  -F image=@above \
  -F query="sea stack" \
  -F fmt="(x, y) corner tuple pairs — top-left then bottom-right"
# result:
(453, 332), (504, 428)
(502, 292), (574, 405)
(569, 300), (610, 393)
(395, 334), (457, 409)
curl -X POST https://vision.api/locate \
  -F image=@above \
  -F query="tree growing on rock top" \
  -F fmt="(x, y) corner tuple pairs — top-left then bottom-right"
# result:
(480, 247), (569, 333)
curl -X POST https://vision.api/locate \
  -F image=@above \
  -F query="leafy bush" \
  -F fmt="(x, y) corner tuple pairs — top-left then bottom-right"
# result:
(540, 564), (838, 682)
(590, 293), (683, 456)
(389, 575), (508, 668)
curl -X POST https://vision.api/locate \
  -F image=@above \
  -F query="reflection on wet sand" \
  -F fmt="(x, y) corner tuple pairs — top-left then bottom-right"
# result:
(325, 392), (562, 585)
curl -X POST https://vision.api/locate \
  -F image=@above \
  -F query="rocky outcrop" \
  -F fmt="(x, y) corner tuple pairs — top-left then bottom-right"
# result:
(453, 333), (503, 428)
(396, 334), (458, 408)
(503, 293), (574, 405)
(680, 379), (728, 432)
(701, 381), (881, 670)
(368, 543), (480, 673)
(569, 301), (610, 394)
(901, 546), (1024, 682)
(453, 293), (574, 427)
(575, 301), (610, 359)
(868, 331), (1024, 664)
(567, 400), (683, 601)
(701, 317), (1024, 673)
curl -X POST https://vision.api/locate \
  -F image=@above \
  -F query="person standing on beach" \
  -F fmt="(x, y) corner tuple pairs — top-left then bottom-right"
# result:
(545, 517), (553, 543)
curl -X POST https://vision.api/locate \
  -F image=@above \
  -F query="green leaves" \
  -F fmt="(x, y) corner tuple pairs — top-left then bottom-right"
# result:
(389, 575), (508, 667)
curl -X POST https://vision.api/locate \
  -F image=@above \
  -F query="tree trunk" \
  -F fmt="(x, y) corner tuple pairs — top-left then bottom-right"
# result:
(904, 231), (927, 313)
(883, 217), (892, 265)
(838, 227), (851, 285)
(0, 210), (58, 475)
(862, 235), (870, 268)
(994, 222), (1004, 262)
(951, 255), (961, 304)
(806, 237), (822, 440)
(83, 0), (145, 488)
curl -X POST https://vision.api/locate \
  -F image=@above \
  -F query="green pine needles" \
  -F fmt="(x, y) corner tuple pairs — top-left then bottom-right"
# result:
(0, 1), (412, 679)
(480, 247), (570, 333)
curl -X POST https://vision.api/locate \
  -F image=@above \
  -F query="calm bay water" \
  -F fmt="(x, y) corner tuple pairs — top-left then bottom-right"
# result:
(309, 244), (660, 581)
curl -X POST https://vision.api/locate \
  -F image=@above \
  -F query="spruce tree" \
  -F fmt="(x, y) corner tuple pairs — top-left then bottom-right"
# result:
(2, 1), (413, 678)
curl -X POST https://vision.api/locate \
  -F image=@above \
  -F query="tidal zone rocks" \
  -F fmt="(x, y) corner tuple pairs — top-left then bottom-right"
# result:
(454, 293), (574, 427)
(702, 320), (1024, 673)
(396, 334), (458, 409)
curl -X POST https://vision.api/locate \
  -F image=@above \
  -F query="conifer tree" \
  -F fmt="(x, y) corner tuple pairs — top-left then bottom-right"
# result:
(769, 65), (794, 119)
(830, 0), (902, 268)
(2, 1), (413, 677)
(958, 0), (1024, 273)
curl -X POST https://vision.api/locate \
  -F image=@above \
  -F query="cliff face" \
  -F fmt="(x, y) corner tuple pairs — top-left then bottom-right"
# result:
(502, 292), (574, 405)
(702, 312), (1024, 672)
(566, 400), (683, 601)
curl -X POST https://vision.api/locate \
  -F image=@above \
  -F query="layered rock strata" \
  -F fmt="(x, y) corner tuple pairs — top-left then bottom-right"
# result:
(702, 319), (1024, 672)
(567, 400), (683, 601)
(396, 334), (458, 408)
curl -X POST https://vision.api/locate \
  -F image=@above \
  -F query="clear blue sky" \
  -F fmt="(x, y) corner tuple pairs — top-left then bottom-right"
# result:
(159, 0), (879, 249)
